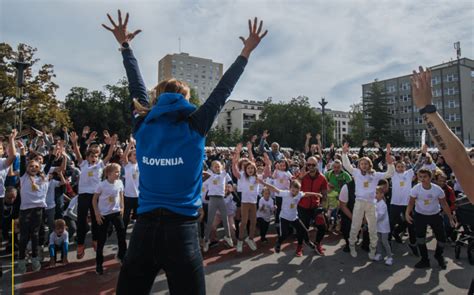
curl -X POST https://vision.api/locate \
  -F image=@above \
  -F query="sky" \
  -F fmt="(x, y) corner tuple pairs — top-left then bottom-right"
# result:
(1, 0), (473, 111)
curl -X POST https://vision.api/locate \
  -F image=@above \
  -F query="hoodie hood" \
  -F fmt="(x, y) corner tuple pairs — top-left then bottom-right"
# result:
(144, 92), (197, 124)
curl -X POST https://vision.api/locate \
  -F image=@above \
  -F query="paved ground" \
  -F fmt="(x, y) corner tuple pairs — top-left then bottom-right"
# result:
(1, 227), (473, 295)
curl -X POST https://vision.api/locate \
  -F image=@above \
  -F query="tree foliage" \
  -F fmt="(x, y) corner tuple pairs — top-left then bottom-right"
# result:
(189, 88), (202, 107)
(206, 125), (242, 146)
(346, 102), (365, 145)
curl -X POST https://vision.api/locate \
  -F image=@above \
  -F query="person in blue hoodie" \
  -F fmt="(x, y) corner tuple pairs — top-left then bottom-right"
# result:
(102, 10), (268, 295)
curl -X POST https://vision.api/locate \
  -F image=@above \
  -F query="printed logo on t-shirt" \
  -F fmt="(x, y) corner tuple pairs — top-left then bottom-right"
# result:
(290, 202), (295, 209)
(279, 178), (284, 184)
(400, 181), (405, 187)
(213, 179), (218, 185)
(108, 195), (115, 204)
(88, 171), (94, 177)
(363, 181), (369, 188)
(423, 199), (431, 206)
(249, 185), (255, 191)
(31, 183), (39, 192)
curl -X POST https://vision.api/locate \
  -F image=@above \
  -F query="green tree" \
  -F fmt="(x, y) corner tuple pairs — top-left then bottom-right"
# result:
(206, 125), (242, 146)
(364, 80), (392, 143)
(346, 102), (365, 145)
(189, 88), (201, 107)
(243, 96), (334, 150)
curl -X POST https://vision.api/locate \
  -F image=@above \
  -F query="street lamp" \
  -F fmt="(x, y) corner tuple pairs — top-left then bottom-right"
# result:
(13, 46), (31, 132)
(319, 97), (328, 148)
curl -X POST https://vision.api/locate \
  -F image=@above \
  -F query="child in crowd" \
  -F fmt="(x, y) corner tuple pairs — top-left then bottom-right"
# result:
(49, 219), (69, 267)
(211, 184), (238, 243)
(374, 186), (393, 265)
(256, 187), (275, 243)
(92, 163), (127, 275)
(121, 137), (139, 229)
(272, 159), (293, 231)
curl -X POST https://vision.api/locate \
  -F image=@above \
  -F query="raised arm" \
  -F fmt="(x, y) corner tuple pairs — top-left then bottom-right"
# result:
(4, 129), (18, 168)
(232, 143), (242, 179)
(382, 144), (395, 179)
(70, 132), (83, 166)
(121, 135), (135, 165)
(341, 142), (354, 175)
(358, 140), (368, 158)
(304, 133), (311, 154)
(259, 179), (282, 194)
(246, 141), (255, 163)
(412, 66), (474, 203)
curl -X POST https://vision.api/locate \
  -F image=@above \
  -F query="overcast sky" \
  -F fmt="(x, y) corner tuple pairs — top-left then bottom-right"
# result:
(1, 0), (473, 111)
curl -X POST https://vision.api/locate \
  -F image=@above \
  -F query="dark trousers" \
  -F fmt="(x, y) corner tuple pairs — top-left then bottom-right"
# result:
(414, 212), (447, 259)
(123, 197), (139, 229)
(96, 212), (127, 267)
(116, 209), (205, 295)
(257, 217), (270, 239)
(274, 196), (283, 222)
(298, 206), (326, 243)
(390, 204), (416, 245)
(77, 193), (98, 245)
(19, 207), (43, 259)
(340, 215), (351, 244)
(277, 217), (308, 245)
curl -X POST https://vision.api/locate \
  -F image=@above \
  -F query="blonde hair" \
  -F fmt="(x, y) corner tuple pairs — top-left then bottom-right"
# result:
(358, 157), (375, 174)
(133, 79), (191, 116)
(55, 219), (66, 229)
(103, 163), (121, 180)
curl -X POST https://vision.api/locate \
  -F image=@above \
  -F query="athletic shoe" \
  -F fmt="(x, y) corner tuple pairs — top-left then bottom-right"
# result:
(385, 257), (393, 266)
(408, 244), (419, 257)
(76, 244), (85, 260)
(414, 258), (430, 269)
(31, 257), (41, 272)
(434, 254), (447, 270)
(274, 242), (281, 253)
(93, 240), (98, 252)
(296, 245), (303, 257)
(224, 236), (234, 248)
(96, 264), (104, 275)
(342, 244), (350, 253)
(349, 245), (357, 258)
(315, 243), (325, 256)
(245, 237), (257, 251)
(37, 246), (45, 262)
(17, 260), (27, 275)
(368, 249), (376, 260)
(203, 240), (210, 253)
(236, 240), (243, 253)
(373, 254), (382, 261)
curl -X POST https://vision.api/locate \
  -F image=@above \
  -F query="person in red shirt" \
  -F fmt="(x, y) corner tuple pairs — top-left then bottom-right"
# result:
(433, 170), (456, 242)
(298, 156), (328, 255)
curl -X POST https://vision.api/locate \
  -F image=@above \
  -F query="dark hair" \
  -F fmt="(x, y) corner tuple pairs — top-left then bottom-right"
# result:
(417, 168), (432, 178)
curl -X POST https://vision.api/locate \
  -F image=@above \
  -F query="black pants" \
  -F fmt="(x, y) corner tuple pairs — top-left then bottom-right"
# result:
(414, 212), (447, 259)
(123, 197), (139, 229)
(257, 217), (270, 239)
(340, 214), (351, 244)
(390, 204), (416, 245)
(96, 212), (127, 267)
(19, 207), (43, 259)
(77, 193), (98, 245)
(200, 203), (208, 239)
(277, 218), (308, 245)
(298, 206), (326, 243)
(116, 209), (204, 295)
(274, 196), (283, 223)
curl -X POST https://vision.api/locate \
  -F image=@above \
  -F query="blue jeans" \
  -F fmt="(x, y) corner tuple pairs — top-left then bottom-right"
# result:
(116, 208), (205, 295)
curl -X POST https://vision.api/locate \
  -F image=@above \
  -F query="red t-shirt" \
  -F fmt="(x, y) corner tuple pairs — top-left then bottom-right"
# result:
(442, 185), (456, 212)
(299, 172), (328, 209)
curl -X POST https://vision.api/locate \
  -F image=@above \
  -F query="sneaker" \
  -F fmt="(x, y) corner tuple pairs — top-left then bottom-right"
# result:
(349, 245), (357, 258)
(203, 240), (210, 253)
(373, 253), (382, 261)
(434, 254), (447, 270)
(414, 258), (430, 269)
(38, 246), (45, 262)
(315, 243), (325, 256)
(296, 245), (303, 257)
(385, 257), (393, 266)
(49, 259), (56, 268)
(93, 241), (98, 252)
(368, 249), (376, 260)
(224, 236), (234, 248)
(31, 257), (41, 272)
(96, 264), (104, 275)
(409, 244), (420, 257)
(76, 244), (85, 260)
(343, 244), (350, 253)
(245, 237), (257, 251)
(17, 260), (27, 275)
(274, 242), (281, 253)
(236, 240), (243, 253)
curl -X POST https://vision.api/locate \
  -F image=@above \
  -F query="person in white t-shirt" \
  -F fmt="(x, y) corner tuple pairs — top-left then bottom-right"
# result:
(256, 187), (275, 243)
(92, 163), (127, 275)
(48, 219), (69, 268)
(202, 161), (234, 252)
(405, 168), (455, 270)
(121, 138), (139, 229)
(342, 142), (395, 260)
(70, 131), (114, 260)
(374, 186), (393, 266)
(211, 184), (238, 243)
(261, 180), (319, 257)
(272, 160), (293, 228)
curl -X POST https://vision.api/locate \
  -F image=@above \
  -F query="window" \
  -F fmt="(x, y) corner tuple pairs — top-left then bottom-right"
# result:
(432, 88), (442, 97)
(387, 85), (396, 93)
(342, 121), (346, 125)
(447, 100), (458, 108)
(400, 82), (410, 90)
(401, 94), (410, 102)
(415, 116), (423, 124)
(446, 114), (460, 122)
(404, 130), (411, 137)
(446, 87), (456, 95)
(342, 128), (346, 132)
(431, 76), (441, 85)
(387, 96), (395, 104)
(446, 73), (457, 82)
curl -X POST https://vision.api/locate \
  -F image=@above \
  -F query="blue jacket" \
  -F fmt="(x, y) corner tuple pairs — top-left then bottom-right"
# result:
(122, 48), (247, 217)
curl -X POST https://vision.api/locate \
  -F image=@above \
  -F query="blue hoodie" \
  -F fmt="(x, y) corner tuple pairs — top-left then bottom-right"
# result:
(122, 48), (247, 217)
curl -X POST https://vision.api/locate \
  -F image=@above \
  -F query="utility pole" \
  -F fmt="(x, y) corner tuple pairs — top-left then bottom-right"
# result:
(319, 97), (328, 148)
(13, 45), (31, 132)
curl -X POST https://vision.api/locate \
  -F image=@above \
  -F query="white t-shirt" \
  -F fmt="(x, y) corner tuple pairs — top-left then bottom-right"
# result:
(123, 162), (139, 198)
(206, 171), (232, 196)
(201, 180), (209, 204)
(45, 179), (61, 210)
(0, 166), (8, 198)
(65, 196), (78, 220)
(19, 174), (49, 210)
(49, 230), (69, 246)
(239, 171), (259, 204)
(279, 190), (303, 221)
(273, 170), (292, 191)
(78, 160), (105, 194)
(410, 183), (445, 215)
(352, 168), (386, 202)
(95, 179), (124, 216)
(339, 184), (349, 203)
(257, 197), (274, 222)
(390, 169), (415, 206)
(217, 193), (237, 216)
(376, 199), (390, 233)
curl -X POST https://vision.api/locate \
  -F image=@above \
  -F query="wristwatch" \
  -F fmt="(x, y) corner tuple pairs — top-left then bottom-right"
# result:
(419, 104), (437, 116)
(119, 42), (130, 51)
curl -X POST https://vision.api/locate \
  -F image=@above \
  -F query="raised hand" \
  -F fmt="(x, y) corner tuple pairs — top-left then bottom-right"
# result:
(102, 9), (142, 45)
(374, 141), (380, 149)
(8, 129), (17, 142)
(306, 133), (312, 140)
(262, 130), (270, 139)
(362, 139), (368, 147)
(103, 130), (111, 145)
(316, 134), (321, 141)
(235, 143), (243, 154)
(70, 131), (78, 144)
(342, 142), (349, 154)
(251, 135), (258, 142)
(411, 66), (433, 110)
(246, 141), (252, 151)
(386, 144), (393, 164)
(422, 143), (428, 154)
(239, 17), (268, 59)
(82, 126), (90, 137)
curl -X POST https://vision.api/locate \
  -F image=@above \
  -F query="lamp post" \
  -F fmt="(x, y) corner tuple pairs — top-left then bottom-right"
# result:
(13, 46), (31, 132)
(319, 97), (328, 148)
